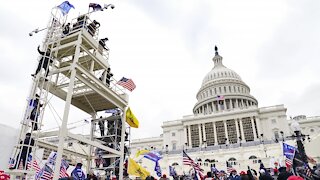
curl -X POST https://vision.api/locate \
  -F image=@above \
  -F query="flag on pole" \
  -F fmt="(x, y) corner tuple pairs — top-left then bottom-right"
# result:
(182, 150), (204, 178)
(283, 143), (295, 167)
(125, 107), (139, 128)
(105, 108), (120, 115)
(135, 149), (150, 158)
(117, 77), (136, 91)
(216, 95), (224, 100)
(154, 161), (162, 177)
(143, 151), (162, 162)
(169, 166), (177, 177)
(57, 1), (75, 15)
(89, 3), (103, 11)
(60, 159), (69, 178)
(36, 164), (54, 180)
(8, 158), (15, 168)
(128, 158), (150, 179)
(27, 154), (41, 173)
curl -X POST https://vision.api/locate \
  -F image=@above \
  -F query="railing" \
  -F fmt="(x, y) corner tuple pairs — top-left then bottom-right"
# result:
(165, 140), (275, 155)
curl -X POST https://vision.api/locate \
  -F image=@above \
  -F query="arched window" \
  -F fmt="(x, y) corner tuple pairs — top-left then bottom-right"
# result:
(249, 155), (259, 164)
(228, 157), (237, 166)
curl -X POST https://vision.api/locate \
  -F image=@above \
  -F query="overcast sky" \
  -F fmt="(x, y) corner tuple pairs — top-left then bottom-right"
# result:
(0, 0), (319, 139)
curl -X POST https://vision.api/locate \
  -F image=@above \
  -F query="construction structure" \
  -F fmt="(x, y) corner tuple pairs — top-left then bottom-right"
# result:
(7, 4), (130, 180)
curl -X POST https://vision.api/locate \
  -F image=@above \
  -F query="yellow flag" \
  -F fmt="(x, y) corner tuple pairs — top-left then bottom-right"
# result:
(128, 158), (150, 179)
(126, 107), (139, 128)
(135, 149), (150, 158)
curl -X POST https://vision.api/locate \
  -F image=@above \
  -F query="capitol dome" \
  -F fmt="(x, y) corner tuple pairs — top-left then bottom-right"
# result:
(193, 47), (258, 115)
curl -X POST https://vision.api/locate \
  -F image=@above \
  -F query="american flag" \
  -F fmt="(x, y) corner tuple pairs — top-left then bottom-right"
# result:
(283, 143), (295, 167)
(182, 150), (204, 178)
(117, 77), (136, 91)
(36, 165), (53, 180)
(216, 95), (224, 100)
(226, 161), (233, 174)
(60, 159), (69, 178)
(304, 163), (312, 177)
(27, 155), (41, 173)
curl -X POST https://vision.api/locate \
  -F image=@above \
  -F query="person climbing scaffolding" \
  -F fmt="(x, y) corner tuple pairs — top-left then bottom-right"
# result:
(31, 45), (53, 80)
(10, 133), (35, 170)
(27, 94), (43, 131)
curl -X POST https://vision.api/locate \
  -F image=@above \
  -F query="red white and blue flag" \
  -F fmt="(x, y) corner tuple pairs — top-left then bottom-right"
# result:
(183, 150), (204, 179)
(143, 151), (162, 162)
(27, 155), (41, 173)
(117, 77), (136, 91)
(282, 143), (295, 167)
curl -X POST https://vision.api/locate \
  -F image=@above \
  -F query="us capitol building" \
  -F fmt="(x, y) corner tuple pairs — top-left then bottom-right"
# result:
(130, 47), (320, 175)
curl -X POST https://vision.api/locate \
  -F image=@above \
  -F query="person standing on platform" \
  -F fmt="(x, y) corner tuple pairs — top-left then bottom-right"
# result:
(98, 116), (105, 137)
(32, 45), (53, 79)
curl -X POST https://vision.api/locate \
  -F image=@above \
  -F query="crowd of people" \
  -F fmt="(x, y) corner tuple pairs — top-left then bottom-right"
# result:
(128, 163), (320, 180)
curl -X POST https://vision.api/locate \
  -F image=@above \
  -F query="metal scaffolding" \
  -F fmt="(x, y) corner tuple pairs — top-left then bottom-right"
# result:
(7, 5), (129, 180)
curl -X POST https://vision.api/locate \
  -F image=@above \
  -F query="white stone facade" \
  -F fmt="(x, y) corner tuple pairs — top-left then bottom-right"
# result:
(130, 49), (320, 177)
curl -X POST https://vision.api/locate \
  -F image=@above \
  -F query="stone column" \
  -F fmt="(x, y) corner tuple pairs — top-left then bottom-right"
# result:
(255, 116), (262, 138)
(213, 122), (218, 145)
(198, 124), (202, 146)
(239, 118), (245, 142)
(251, 116), (257, 140)
(235, 119), (240, 143)
(223, 100), (226, 110)
(188, 125), (192, 148)
(235, 99), (238, 108)
(217, 101), (221, 111)
(211, 102), (215, 113)
(184, 126), (188, 147)
(202, 123), (207, 142)
(224, 121), (228, 143)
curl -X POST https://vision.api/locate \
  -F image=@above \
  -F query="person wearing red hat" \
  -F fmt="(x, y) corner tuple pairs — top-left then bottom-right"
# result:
(229, 169), (241, 180)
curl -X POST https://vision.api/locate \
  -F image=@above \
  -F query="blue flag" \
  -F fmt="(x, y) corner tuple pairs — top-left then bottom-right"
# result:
(58, 1), (75, 15)
(143, 151), (162, 162)
(105, 108), (120, 115)
(154, 161), (162, 177)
